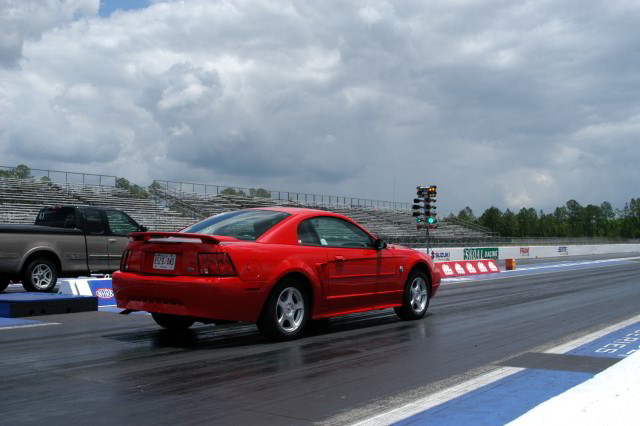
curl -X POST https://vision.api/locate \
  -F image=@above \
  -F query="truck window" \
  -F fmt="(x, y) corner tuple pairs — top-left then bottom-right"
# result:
(35, 207), (77, 229)
(106, 210), (139, 235)
(84, 209), (106, 235)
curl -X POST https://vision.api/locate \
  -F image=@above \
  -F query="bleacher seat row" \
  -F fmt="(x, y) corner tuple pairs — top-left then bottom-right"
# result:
(0, 177), (492, 246)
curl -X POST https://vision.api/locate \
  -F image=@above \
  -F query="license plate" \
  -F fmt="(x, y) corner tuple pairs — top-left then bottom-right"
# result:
(153, 253), (176, 270)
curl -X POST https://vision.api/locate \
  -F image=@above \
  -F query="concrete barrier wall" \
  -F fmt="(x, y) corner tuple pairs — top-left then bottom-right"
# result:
(416, 244), (640, 262)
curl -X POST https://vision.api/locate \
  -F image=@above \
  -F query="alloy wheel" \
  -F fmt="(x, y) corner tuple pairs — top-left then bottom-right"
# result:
(276, 287), (305, 332)
(410, 276), (428, 313)
(31, 264), (53, 290)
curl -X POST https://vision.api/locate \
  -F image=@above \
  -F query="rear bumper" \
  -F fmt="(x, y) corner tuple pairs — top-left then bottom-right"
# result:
(112, 271), (270, 323)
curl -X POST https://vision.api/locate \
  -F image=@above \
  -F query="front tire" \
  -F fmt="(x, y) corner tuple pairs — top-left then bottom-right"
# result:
(257, 279), (309, 341)
(22, 258), (58, 292)
(152, 313), (195, 330)
(0, 276), (9, 293)
(394, 270), (430, 320)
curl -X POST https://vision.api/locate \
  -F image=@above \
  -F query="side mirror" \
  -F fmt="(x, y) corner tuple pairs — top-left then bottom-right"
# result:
(374, 238), (387, 250)
(139, 225), (148, 232)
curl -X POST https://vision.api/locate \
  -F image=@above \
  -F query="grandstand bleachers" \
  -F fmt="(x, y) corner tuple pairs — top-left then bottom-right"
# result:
(0, 177), (194, 232)
(0, 175), (494, 246)
(150, 185), (492, 245)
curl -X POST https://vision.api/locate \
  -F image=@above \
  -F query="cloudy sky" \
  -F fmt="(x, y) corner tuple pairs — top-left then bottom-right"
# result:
(1, 0), (639, 215)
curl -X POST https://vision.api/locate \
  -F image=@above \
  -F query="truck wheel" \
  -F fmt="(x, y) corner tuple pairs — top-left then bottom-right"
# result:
(151, 313), (195, 330)
(22, 258), (58, 292)
(0, 276), (9, 293)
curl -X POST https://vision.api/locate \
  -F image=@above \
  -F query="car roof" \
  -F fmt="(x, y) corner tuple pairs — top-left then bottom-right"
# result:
(250, 206), (344, 216)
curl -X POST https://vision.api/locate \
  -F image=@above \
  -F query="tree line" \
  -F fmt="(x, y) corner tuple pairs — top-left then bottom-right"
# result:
(455, 199), (640, 238)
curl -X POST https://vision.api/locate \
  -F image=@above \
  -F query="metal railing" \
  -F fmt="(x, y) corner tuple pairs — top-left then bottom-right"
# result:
(152, 180), (410, 210)
(0, 166), (117, 187)
(383, 235), (640, 249)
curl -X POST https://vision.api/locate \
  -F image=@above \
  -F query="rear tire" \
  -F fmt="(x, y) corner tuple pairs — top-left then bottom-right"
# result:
(0, 276), (9, 293)
(257, 279), (309, 341)
(394, 270), (430, 320)
(152, 313), (195, 330)
(22, 258), (58, 292)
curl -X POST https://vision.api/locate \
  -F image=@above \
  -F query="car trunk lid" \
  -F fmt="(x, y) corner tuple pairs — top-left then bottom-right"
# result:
(124, 232), (236, 276)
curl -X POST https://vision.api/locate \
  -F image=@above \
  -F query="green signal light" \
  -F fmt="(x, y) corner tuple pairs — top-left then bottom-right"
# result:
(428, 217), (435, 224)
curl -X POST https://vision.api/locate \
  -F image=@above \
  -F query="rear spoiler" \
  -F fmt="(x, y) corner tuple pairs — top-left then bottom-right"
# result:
(128, 232), (220, 244)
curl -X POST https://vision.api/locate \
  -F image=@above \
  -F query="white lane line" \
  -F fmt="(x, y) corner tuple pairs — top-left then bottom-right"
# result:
(345, 312), (640, 426)
(503, 257), (640, 272)
(347, 367), (525, 426)
(441, 277), (472, 282)
(0, 322), (60, 331)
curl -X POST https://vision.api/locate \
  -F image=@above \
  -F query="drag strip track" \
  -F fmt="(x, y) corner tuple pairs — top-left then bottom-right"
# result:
(1, 258), (640, 425)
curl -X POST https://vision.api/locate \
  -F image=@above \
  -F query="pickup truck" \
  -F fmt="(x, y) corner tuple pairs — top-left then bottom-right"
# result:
(0, 205), (146, 292)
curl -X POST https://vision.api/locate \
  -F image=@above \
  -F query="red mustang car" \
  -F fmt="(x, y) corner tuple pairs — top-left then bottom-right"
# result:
(112, 207), (440, 340)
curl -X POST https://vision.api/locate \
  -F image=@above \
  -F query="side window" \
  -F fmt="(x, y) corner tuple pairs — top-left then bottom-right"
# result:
(35, 208), (77, 228)
(106, 211), (139, 236)
(84, 209), (106, 235)
(298, 220), (321, 245)
(308, 217), (374, 248)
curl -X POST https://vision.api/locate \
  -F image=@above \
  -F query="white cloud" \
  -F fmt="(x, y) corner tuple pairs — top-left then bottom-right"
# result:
(0, 0), (99, 67)
(1, 0), (640, 214)
(357, 7), (383, 25)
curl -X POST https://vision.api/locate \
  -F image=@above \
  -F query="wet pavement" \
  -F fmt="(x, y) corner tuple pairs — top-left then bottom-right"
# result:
(1, 255), (639, 425)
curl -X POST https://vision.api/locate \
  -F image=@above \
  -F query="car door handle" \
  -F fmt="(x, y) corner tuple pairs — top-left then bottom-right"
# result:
(108, 239), (118, 244)
(335, 255), (345, 261)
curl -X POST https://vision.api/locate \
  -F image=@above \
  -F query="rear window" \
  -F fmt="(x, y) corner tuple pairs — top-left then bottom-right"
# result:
(181, 210), (289, 241)
(35, 208), (77, 229)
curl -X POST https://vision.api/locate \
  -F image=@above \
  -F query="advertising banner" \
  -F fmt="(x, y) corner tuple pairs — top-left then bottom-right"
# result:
(58, 278), (115, 307)
(463, 247), (499, 260)
(431, 251), (452, 262)
(435, 260), (500, 278)
(87, 280), (116, 306)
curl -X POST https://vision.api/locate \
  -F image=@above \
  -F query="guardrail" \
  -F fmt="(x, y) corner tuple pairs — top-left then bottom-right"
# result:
(382, 234), (640, 249)
(152, 180), (410, 210)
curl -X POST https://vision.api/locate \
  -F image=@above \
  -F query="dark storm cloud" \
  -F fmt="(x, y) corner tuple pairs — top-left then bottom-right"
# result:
(1, 0), (639, 213)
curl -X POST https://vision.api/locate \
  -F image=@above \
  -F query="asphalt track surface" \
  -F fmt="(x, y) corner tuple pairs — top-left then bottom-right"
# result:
(1, 253), (639, 425)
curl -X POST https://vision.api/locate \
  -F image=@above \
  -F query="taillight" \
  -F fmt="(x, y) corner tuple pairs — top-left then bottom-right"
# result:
(120, 249), (141, 272)
(197, 253), (236, 276)
(218, 253), (236, 276)
(128, 251), (142, 272)
(120, 250), (132, 271)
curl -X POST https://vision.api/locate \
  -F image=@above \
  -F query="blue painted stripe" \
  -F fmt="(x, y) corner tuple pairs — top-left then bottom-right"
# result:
(394, 369), (592, 426)
(569, 322), (640, 359)
(392, 319), (640, 425)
